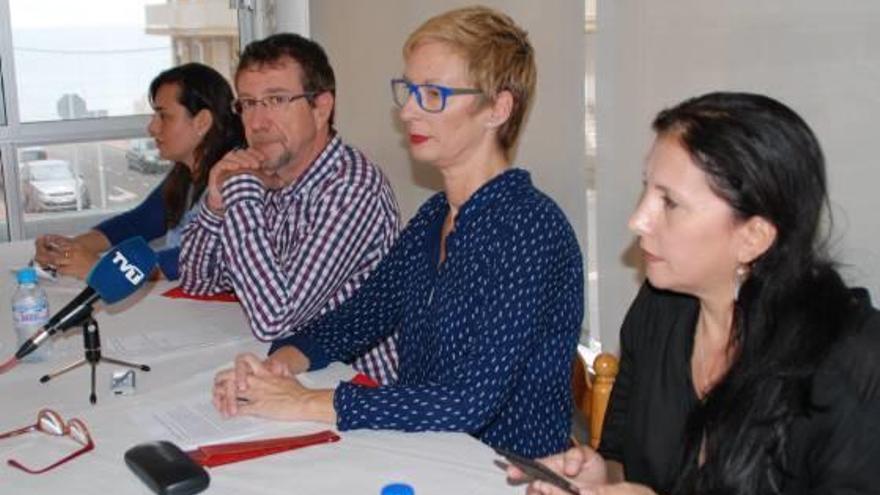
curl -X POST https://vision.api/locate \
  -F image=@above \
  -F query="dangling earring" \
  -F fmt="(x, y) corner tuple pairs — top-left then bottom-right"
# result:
(734, 264), (748, 301)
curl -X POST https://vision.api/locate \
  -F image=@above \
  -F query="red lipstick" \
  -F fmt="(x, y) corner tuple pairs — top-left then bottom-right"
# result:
(409, 134), (429, 145)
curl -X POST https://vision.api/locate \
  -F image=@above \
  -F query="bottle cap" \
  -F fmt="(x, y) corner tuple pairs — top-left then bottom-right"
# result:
(381, 483), (414, 495)
(17, 267), (37, 284)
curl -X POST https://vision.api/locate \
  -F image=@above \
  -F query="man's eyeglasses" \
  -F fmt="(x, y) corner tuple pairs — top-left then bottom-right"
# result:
(0, 409), (95, 474)
(391, 78), (482, 113)
(231, 92), (317, 115)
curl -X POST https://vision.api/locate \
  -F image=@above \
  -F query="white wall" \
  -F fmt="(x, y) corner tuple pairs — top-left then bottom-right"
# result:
(596, 0), (880, 352)
(269, 0), (308, 37)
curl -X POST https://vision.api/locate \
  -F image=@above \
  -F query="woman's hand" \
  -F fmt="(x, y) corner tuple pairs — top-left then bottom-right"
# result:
(213, 352), (290, 417)
(506, 446), (656, 495)
(34, 234), (99, 279)
(212, 353), (335, 423)
(34, 234), (70, 270)
(583, 483), (657, 495)
(507, 445), (607, 494)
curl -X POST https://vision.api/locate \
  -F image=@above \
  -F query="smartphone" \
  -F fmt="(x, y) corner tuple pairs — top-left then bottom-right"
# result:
(494, 446), (581, 495)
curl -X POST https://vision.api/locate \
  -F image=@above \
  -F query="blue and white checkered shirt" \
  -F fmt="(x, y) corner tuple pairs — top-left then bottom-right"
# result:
(179, 135), (400, 383)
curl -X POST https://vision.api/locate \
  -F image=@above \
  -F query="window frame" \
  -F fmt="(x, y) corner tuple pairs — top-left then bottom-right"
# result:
(0, 0), (258, 240)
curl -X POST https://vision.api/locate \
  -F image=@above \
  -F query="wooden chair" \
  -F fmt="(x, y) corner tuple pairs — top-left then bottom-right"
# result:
(571, 351), (619, 449)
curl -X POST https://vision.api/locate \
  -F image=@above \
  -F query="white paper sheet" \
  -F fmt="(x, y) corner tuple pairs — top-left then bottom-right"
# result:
(140, 399), (272, 449)
(131, 362), (356, 449)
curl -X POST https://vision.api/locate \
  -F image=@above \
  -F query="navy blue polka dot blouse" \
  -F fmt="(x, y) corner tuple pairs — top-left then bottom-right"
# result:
(273, 168), (584, 457)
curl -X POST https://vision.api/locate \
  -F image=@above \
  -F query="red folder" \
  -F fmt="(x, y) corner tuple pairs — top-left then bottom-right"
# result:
(350, 373), (378, 388)
(186, 430), (341, 467)
(184, 376), (374, 467)
(162, 286), (239, 303)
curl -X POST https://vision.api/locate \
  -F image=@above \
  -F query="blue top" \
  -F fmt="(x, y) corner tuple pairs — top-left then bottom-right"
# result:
(94, 178), (196, 280)
(273, 169), (584, 457)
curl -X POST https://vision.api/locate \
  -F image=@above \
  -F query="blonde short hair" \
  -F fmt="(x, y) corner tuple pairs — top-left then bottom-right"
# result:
(404, 6), (536, 154)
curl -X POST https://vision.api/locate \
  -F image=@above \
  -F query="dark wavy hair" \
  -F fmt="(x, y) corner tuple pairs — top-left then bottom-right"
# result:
(149, 63), (244, 228)
(654, 92), (853, 494)
(235, 32), (336, 127)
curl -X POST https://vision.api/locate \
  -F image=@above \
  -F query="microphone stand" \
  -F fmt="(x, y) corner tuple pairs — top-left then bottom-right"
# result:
(40, 308), (150, 404)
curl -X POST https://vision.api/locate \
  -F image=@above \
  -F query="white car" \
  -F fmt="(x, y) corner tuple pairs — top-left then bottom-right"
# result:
(21, 159), (91, 213)
(3, 147), (48, 189)
(19, 146), (49, 164)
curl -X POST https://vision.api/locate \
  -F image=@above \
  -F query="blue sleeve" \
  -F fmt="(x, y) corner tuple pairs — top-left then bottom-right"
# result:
(269, 216), (413, 370)
(269, 333), (331, 370)
(93, 181), (167, 245)
(156, 246), (181, 281)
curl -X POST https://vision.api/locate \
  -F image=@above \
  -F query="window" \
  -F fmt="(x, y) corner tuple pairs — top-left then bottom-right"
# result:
(0, 0), (252, 241)
(15, 138), (170, 238)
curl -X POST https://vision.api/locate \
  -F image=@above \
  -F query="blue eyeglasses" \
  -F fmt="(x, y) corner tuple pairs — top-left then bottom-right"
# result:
(391, 78), (482, 113)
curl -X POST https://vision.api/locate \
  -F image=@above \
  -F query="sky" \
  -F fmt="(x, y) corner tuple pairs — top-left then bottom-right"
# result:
(9, 0), (163, 29)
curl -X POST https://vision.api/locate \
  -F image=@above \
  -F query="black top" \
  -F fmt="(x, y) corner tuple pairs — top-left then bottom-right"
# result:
(598, 283), (880, 494)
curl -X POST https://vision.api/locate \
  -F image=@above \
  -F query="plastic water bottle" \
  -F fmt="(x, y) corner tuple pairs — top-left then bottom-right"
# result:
(12, 267), (51, 362)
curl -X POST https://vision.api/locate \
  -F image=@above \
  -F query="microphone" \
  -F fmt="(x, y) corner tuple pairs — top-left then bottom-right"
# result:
(15, 237), (157, 361)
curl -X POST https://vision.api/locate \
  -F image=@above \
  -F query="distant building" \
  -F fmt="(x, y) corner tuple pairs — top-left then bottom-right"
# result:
(144, 0), (239, 82)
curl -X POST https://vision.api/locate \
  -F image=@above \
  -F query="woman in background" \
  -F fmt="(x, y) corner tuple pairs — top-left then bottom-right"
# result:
(511, 92), (880, 494)
(34, 62), (244, 280)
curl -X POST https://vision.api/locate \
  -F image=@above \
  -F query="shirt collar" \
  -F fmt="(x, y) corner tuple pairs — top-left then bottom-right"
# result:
(445, 168), (531, 228)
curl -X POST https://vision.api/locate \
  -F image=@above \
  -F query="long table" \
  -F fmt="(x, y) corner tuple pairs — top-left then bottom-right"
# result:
(0, 241), (521, 494)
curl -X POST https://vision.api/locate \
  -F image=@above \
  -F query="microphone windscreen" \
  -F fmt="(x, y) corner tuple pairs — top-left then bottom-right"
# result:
(86, 237), (158, 304)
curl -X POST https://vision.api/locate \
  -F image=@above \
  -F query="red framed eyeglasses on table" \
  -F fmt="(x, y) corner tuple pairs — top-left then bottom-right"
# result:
(0, 408), (95, 474)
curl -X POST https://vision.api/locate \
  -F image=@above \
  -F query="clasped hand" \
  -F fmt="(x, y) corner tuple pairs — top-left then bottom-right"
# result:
(205, 148), (286, 214)
(212, 353), (335, 423)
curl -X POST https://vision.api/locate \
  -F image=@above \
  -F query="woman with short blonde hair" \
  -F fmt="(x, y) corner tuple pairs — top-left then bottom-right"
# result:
(213, 6), (584, 459)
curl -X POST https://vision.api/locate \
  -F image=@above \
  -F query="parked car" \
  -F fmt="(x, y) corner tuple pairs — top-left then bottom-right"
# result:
(126, 138), (173, 174)
(3, 146), (48, 189)
(21, 159), (91, 213)
(19, 146), (49, 164)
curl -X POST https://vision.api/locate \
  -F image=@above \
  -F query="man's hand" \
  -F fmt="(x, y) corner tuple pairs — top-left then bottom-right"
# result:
(205, 148), (284, 215)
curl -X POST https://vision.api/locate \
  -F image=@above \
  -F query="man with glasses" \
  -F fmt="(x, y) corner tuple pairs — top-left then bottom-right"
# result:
(180, 33), (400, 384)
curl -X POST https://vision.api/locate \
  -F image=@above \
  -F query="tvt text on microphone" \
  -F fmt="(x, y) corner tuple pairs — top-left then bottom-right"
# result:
(14, 236), (158, 361)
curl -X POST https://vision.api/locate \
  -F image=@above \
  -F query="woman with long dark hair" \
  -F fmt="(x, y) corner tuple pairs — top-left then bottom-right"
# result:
(34, 63), (244, 280)
(511, 92), (880, 494)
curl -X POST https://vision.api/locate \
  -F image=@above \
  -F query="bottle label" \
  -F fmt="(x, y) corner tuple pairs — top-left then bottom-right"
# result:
(12, 299), (49, 326)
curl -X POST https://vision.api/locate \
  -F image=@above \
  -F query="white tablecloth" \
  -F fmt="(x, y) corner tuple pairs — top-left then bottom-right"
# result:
(0, 241), (521, 494)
